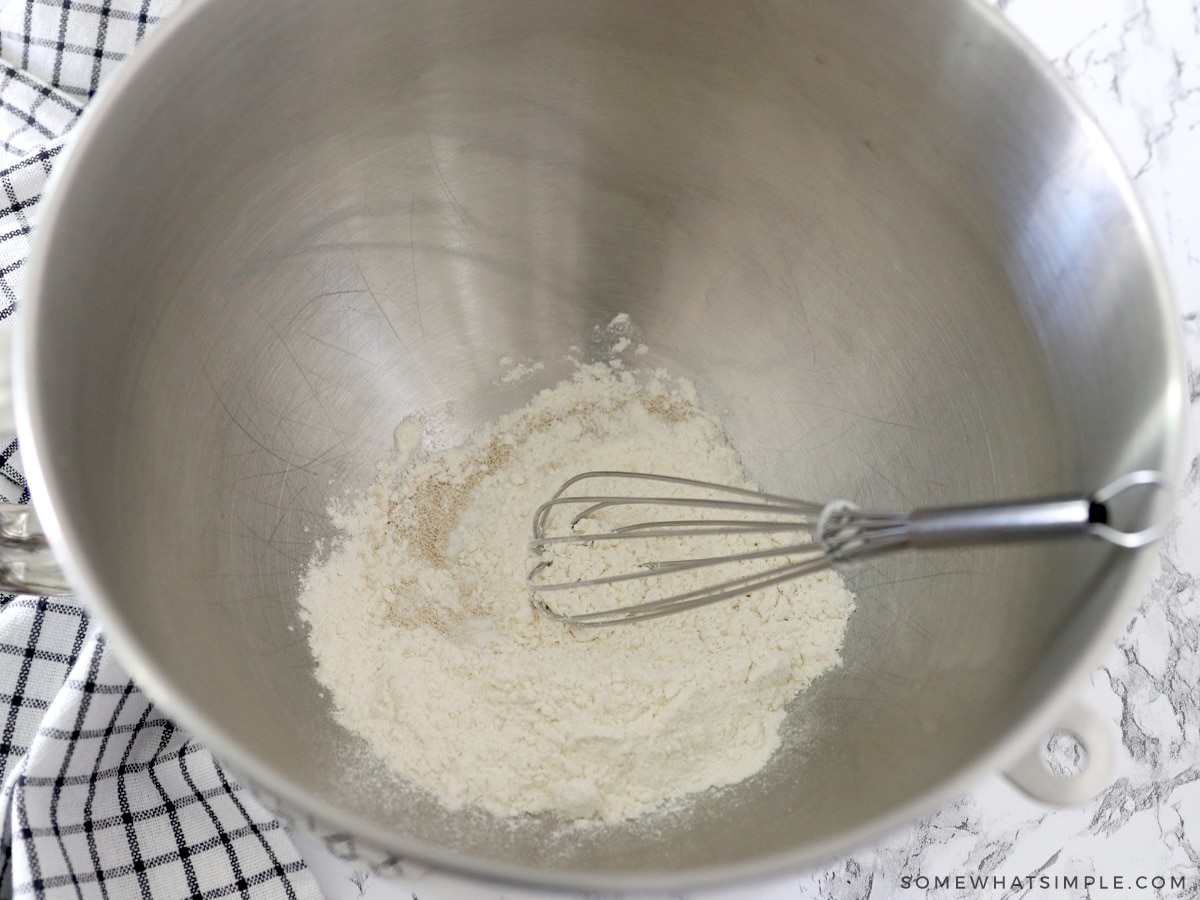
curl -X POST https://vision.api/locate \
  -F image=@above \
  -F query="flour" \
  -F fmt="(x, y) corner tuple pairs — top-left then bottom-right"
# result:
(299, 351), (855, 823)
(497, 355), (545, 384)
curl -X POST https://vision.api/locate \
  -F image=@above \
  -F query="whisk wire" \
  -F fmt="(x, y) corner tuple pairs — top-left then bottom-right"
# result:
(531, 553), (836, 625)
(528, 472), (850, 625)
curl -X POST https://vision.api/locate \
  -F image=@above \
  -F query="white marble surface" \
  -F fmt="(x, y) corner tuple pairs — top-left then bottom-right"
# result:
(299, 2), (1200, 897)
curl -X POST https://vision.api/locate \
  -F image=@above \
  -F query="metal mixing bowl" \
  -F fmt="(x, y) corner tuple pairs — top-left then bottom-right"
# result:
(15, 0), (1186, 891)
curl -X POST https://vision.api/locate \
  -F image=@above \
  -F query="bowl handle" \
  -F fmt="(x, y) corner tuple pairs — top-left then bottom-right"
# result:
(0, 503), (72, 595)
(1004, 701), (1116, 805)
(0, 321), (72, 595)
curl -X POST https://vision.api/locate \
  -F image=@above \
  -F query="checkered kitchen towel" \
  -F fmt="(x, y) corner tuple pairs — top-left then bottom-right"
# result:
(0, 2), (321, 898)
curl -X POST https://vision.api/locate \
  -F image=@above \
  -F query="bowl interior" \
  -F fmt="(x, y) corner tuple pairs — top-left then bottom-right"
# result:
(23, 0), (1182, 888)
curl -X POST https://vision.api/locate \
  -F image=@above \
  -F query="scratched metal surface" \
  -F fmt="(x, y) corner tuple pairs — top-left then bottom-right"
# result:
(16, 0), (1185, 892)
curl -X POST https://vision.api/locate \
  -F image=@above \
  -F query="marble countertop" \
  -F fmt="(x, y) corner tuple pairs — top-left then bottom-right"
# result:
(300, 1), (1200, 897)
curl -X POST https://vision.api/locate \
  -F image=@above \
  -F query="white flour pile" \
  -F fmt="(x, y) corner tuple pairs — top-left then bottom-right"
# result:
(299, 350), (855, 823)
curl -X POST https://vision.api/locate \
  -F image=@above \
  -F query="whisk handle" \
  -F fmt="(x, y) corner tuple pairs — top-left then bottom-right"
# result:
(907, 498), (1100, 546)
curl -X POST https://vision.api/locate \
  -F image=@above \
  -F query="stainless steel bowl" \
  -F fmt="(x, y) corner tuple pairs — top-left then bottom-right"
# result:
(14, 0), (1185, 891)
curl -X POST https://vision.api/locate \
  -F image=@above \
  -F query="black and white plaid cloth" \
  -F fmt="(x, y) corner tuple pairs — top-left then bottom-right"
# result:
(0, 2), (321, 897)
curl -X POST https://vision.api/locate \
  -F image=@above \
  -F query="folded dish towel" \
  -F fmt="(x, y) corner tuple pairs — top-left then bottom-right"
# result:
(0, 2), (320, 897)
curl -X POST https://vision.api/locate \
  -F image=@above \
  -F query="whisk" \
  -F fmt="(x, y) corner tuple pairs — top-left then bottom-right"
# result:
(526, 470), (1170, 626)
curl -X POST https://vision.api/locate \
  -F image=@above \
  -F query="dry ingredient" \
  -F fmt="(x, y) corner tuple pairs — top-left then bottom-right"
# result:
(299, 342), (855, 823)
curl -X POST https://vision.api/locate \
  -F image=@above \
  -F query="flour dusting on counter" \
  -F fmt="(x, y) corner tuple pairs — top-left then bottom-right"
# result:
(298, 334), (855, 823)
